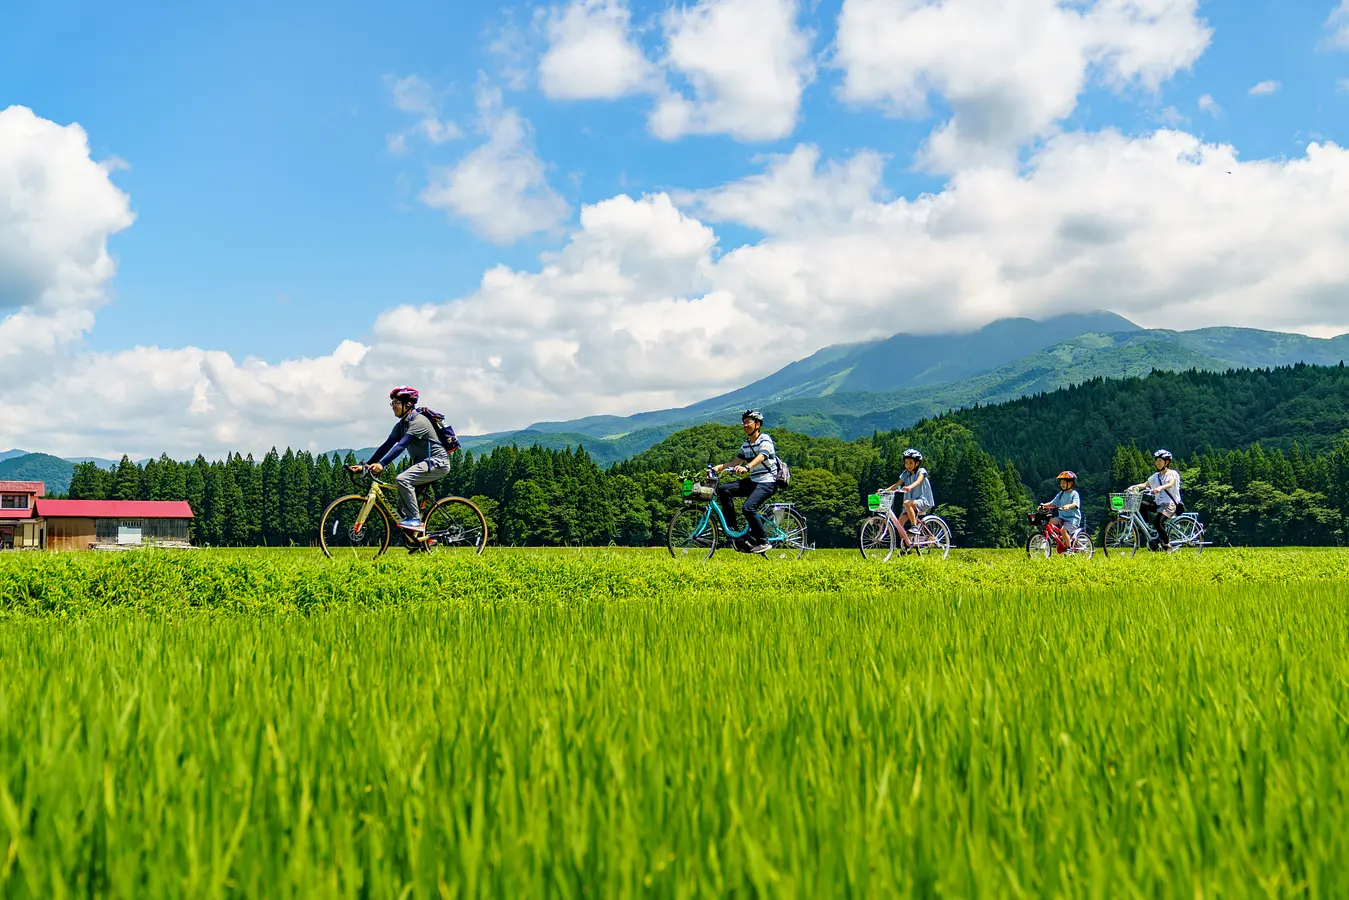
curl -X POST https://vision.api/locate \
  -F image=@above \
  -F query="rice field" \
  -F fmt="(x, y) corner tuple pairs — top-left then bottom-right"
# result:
(1, 548), (1347, 897)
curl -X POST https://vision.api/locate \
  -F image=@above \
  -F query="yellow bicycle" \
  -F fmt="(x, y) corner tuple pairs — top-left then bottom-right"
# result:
(318, 466), (487, 558)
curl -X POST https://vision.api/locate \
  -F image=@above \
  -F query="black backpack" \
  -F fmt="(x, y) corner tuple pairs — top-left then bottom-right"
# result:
(415, 407), (460, 454)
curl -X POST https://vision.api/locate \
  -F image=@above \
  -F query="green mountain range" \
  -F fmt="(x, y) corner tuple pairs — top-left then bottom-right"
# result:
(7, 311), (1349, 492)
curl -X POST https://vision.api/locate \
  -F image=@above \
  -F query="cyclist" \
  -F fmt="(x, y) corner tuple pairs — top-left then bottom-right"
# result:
(1130, 449), (1182, 550)
(1041, 470), (1082, 544)
(712, 410), (778, 553)
(348, 386), (451, 531)
(884, 448), (934, 537)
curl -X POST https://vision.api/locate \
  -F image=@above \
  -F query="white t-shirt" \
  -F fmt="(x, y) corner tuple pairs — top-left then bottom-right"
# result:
(1148, 468), (1182, 510)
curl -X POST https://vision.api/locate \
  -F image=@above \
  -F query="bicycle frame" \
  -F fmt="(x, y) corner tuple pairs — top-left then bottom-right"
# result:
(350, 478), (430, 546)
(687, 486), (793, 543)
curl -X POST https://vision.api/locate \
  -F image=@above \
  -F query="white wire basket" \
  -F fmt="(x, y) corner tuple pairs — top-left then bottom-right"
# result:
(1109, 491), (1142, 514)
(868, 490), (897, 513)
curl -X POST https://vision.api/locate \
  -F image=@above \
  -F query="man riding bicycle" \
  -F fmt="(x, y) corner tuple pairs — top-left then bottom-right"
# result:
(712, 410), (778, 554)
(1130, 449), (1183, 550)
(348, 386), (450, 531)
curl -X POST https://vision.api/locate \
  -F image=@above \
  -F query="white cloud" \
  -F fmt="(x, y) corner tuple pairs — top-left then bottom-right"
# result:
(0, 105), (134, 365)
(384, 75), (461, 154)
(539, 0), (656, 99)
(650, 0), (814, 142)
(1248, 80), (1281, 96)
(1198, 93), (1221, 116)
(418, 85), (570, 244)
(1326, 1), (1349, 49)
(833, 0), (1212, 170)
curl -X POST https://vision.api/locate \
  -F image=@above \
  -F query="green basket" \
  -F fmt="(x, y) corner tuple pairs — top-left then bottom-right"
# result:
(1110, 494), (1125, 511)
(681, 479), (694, 497)
(867, 493), (881, 510)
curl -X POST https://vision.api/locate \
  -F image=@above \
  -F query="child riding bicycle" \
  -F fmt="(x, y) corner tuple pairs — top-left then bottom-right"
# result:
(884, 448), (934, 537)
(1041, 470), (1082, 547)
(348, 386), (451, 531)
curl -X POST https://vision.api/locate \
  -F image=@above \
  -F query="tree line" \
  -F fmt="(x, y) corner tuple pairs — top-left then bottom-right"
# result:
(59, 362), (1349, 549)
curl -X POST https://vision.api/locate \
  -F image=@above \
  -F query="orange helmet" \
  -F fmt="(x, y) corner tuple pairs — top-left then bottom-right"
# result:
(1057, 470), (1077, 482)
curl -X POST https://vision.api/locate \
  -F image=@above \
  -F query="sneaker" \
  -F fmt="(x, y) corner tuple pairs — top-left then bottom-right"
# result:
(749, 542), (771, 554)
(396, 518), (424, 531)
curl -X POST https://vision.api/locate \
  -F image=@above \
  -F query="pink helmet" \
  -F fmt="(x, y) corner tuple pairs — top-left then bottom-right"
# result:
(389, 385), (419, 404)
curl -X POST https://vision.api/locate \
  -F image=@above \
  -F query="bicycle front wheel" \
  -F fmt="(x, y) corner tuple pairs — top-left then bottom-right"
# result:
(761, 507), (807, 560)
(1027, 533), (1051, 559)
(1102, 518), (1140, 558)
(668, 506), (717, 558)
(319, 495), (391, 559)
(424, 496), (488, 554)
(858, 515), (895, 561)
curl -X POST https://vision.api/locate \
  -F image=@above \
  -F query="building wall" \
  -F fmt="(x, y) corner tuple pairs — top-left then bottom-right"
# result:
(46, 518), (96, 552)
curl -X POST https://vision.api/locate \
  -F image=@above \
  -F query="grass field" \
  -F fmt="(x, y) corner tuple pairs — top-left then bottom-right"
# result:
(1, 548), (1347, 896)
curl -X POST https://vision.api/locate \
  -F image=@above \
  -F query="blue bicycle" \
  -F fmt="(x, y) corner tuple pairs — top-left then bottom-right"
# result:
(667, 465), (809, 560)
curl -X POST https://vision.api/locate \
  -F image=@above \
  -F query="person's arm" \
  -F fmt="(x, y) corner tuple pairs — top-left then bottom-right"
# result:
(372, 434), (413, 468)
(713, 453), (748, 474)
(1059, 491), (1079, 511)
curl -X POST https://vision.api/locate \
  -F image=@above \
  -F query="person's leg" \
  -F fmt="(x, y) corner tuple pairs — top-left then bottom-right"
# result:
(716, 479), (751, 533)
(742, 482), (777, 545)
(1157, 508), (1174, 548)
(396, 461), (447, 524)
(903, 499), (919, 530)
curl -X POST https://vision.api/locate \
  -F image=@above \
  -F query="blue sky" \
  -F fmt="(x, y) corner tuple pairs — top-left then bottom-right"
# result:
(3, 0), (1349, 456)
(4, 0), (1345, 361)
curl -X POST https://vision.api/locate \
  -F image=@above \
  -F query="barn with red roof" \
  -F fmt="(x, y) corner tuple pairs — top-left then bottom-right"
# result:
(35, 499), (195, 551)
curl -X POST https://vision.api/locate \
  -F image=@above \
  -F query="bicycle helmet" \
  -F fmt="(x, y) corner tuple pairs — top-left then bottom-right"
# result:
(389, 385), (419, 404)
(903, 448), (923, 460)
(1057, 470), (1077, 482)
(741, 409), (764, 423)
(1153, 449), (1173, 461)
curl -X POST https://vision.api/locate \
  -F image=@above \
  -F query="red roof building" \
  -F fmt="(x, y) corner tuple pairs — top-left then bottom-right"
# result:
(31, 499), (195, 552)
(0, 481), (44, 550)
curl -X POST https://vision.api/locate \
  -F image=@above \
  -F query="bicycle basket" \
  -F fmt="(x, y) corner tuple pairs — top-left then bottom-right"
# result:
(1109, 491), (1141, 514)
(867, 491), (896, 513)
(682, 478), (716, 502)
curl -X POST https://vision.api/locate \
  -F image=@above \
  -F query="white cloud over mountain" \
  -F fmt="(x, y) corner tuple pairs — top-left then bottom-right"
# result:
(4, 0), (1349, 459)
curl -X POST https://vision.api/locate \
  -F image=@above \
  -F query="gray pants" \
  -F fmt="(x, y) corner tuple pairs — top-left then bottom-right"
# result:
(396, 460), (449, 522)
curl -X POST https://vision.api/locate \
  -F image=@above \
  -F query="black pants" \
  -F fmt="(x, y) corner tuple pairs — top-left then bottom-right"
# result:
(1140, 499), (1175, 546)
(716, 479), (777, 543)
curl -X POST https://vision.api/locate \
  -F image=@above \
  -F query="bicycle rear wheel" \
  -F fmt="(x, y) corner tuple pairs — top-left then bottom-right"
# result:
(761, 507), (807, 560)
(919, 516), (952, 559)
(424, 496), (488, 554)
(858, 515), (895, 561)
(319, 495), (392, 559)
(1068, 530), (1095, 559)
(668, 506), (717, 559)
(1166, 516), (1204, 554)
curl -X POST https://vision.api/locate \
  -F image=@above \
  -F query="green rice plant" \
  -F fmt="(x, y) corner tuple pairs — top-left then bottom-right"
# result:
(0, 549), (1346, 896)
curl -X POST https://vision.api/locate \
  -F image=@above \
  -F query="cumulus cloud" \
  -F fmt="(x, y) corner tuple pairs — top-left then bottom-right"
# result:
(833, 0), (1212, 170)
(538, 0), (656, 99)
(384, 74), (461, 154)
(1248, 80), (1281, 96)
(418, 85), (570, 244)
(537, 0), (814, 142)
(649, 0), (815, 141)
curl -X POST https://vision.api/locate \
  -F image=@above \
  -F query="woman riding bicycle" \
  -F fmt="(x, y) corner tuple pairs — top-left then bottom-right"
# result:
(1130, 449), (1182, 550)
(712, 410), (778, 554)
(1041, 471), (1082, 542)
(884, 449), (934, 536)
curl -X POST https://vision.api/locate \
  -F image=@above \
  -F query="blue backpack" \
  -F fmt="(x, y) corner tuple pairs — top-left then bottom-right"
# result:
(416, 407), (460, 454)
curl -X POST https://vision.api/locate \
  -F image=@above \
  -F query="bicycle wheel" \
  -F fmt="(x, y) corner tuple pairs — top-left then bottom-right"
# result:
(1102, 518), (1140, 558)
(858, 515), (895, 561)
(668, 506), (718, 558)
(920, 516), (952, 560)
(1069, 530), (1094, 559)
(319, 495), (392, 559)
(424, 496), (488, 554)
(1166, 516), (1204, 554)
(1027, 533), (1051, 558)
(761, 507), (807, 560)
